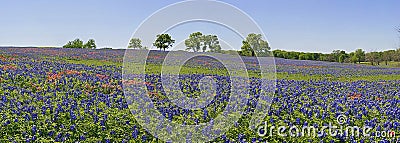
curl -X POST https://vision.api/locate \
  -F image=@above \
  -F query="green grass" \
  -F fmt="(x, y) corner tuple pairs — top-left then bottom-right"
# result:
(66, 58), (400, 81)
(378, 61), (400, 68)
(65, 59), (122, 66)
(277, 72), (400, 81)
(359, 61), (400, 68)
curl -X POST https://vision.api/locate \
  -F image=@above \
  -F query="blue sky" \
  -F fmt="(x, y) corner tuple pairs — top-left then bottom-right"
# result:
(0, 0), (399, 53)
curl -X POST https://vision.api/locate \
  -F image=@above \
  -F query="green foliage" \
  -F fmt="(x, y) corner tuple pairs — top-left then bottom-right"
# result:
(273, 50), (322, 61)
(366, 51), (383, 65)
(330, 50), (347, 62)
(239, 41), (254, 57)
(350, 55), (358, 64)
(381, 50), (396, 65)
(153, 34), (175, 51)
(63, 39), (84, 48)
(184, 32), (222, 53)
(185, 32), (203, 52)
(271, 48), (398, 66)
(84, 39), (96, 49)
(239, 33), (270, 57)
(355, 49), (365, 63)
(203, 35), (221, 53)
(128, 38), (143, 49)
(63, 38), (96, 49)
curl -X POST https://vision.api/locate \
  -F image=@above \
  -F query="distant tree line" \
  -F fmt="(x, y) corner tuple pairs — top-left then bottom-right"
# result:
(273, 48), (400, 65)
(273, 27), (400, 65)
(68, 27), (399, 64)
(127, 32), (271, 57)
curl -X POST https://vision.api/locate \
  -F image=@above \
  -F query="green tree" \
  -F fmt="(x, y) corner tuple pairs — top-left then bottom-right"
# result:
(319, 54), (328, 61)
(84, 39), (96, 49)
(242, 33), (271, 57)
(63, 38), (84, 48)
(354, 49), (365, 63)
(365, 52), (382, 65)
(185, 32), (203, 52)
(203, 35), (221, 53)
(338, 54), (345, 63)
(383, 50), (395, 64)
(273, 50), (284, 58)
(239, 41), (254, 56)
(299, 54), (307, 60)
(330, 50), (347, 63)
(375, 52), (382, 65)
(288, 51), (300, 59)
(350, 54), (358, 64)
(273, 50), (289, 58)
(153, 34), (175, 51)
(128, 38), (142, 49)
(332, 50), (341, 62)
(366, 52), (375, 65)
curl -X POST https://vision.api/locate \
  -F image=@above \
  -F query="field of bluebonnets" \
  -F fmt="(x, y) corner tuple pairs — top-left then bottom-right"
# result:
(0, 47), (399, 142)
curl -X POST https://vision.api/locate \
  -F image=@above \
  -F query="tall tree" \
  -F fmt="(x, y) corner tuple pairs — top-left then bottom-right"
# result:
(243, 33), (270, 56)
(84, 39), (96, 49)
(354, 49), (365, 63)
(366, 52), (382, 65)
(376, 52), (382, 65)
(185, 32), (203, 52)
(365, 52), (375, 65)
(153, 34), (175, 51)
(382, 50), (395, 65)
(350, 54), (358, 64)
(203, 35), (221, 53)
(128, 38), (143, 49)
(239, 41), (254, 56)
(338, 54), (345, 63)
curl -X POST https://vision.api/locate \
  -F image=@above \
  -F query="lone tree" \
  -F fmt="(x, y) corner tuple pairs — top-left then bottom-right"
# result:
(185, 32), (203, 52)
(239, 33), (270, 56)
(63, 38), (84, 48)
(128, 38), (143, 49)
(153, 34), (175, 51)
(84, 39), (96, 49)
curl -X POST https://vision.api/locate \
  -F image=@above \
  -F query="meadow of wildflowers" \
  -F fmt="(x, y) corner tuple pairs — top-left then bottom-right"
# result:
(0, 47), (398, 142)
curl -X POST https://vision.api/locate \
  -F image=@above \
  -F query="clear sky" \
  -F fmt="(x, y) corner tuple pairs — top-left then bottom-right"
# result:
(0, 0), (399, 53)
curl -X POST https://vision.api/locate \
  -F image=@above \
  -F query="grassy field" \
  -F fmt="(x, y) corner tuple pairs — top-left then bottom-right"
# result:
(359, 61), (400, 68)
(1, 48), (399, 142)
(65, 58), (400, 81)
